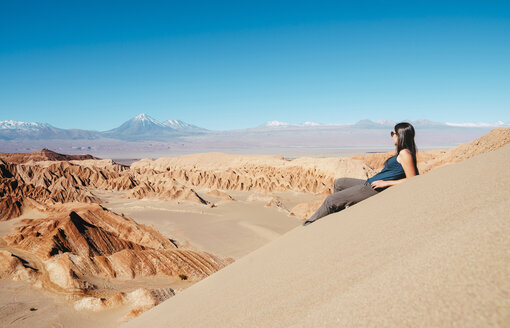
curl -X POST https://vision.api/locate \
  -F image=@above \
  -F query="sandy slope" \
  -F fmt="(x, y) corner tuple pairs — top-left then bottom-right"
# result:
(123, 144), (510, 328)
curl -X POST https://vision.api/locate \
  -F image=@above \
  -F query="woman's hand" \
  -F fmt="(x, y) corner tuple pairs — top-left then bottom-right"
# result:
(370, 180), (390, 189)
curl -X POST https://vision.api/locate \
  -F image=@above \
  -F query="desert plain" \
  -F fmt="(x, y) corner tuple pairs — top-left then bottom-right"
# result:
(0, 127), (509, 327)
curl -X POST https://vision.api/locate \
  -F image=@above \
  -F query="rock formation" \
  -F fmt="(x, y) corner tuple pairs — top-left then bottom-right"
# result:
(1, 202), (233, 317)
(0, 148), (98, 164)
(0, 158), (135, 220)
(131, 153), (375, 195)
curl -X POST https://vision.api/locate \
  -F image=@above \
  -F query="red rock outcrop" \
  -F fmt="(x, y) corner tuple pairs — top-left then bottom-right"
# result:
(2, 203), (233, 293)
(124, 177), (210, 205)
(0, 148), (98, 164)
(289, 200), (324, 221)
(207, 189), (235, 201)
(0, 196), (23, 221)
(0, 158), (134, 220)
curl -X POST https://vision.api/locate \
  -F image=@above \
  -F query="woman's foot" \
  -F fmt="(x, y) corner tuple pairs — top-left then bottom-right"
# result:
(302, 219), (315, 226)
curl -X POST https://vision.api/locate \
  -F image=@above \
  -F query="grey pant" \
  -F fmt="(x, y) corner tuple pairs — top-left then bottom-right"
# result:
(304, 178), (379, 225)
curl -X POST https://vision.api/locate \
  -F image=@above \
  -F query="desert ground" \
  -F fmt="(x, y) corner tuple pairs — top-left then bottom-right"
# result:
(95, 189), (308, 259)
(1, 127), (509, 327)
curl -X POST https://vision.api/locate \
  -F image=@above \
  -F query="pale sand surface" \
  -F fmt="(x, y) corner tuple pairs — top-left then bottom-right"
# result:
(123, 144), (510, 327)
(96, 189), (308, 259)
(0, 280), (125, 328)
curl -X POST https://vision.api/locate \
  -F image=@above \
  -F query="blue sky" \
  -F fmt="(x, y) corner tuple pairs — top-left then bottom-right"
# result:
(0, 0), (509, 131)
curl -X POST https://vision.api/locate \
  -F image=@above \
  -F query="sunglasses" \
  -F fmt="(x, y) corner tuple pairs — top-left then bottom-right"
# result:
(391, 131), (397, 137)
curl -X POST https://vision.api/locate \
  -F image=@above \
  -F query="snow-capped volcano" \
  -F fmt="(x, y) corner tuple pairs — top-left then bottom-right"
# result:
(102, 113), (171, 140)
(132, 113), (166, 127)
(102, 114), (207, 140)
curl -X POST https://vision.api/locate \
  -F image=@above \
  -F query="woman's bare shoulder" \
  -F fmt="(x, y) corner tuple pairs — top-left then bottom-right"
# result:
(399, 148), (412, 156)
(397, 149), (412, 163)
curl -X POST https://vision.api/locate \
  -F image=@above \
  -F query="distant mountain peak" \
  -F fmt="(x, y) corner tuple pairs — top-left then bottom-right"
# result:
(264, 120), (291, 127)
(261, 121), (325, 128)
(353, 119), (396, 128)
(0, 120), (52, 130)
(444, 121), (508, 128)
(101, 114), (207, 141)
(375, 119), (397, 125)
(134, 113), (149, 120)
(131, 113), (165, 127)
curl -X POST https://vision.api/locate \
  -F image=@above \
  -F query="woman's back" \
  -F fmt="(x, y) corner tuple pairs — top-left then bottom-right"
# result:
(366, 154), (406, 186)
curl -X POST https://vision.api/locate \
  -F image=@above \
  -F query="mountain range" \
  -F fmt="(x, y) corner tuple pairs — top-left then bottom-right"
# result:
(1, 114), (508, 157)
(259, 119), (508, 129)
(2, 114), (507, 142)
(0, 113), (207, 141)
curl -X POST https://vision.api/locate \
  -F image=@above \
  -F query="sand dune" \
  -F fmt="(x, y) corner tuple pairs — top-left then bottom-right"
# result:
(123, 143), (510, 327)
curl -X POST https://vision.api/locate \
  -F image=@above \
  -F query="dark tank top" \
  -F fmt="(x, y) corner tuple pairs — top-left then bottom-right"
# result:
(366, 154), (406, 186)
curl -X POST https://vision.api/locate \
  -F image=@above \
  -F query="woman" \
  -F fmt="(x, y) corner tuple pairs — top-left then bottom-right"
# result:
(303, 122), (419, 226)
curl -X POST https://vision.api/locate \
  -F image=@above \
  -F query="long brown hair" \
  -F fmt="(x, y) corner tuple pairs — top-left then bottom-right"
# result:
(391, 122), (419, 174)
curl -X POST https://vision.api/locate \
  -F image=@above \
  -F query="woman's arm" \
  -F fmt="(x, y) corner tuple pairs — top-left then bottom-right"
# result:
(370, 149), (417, 189)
